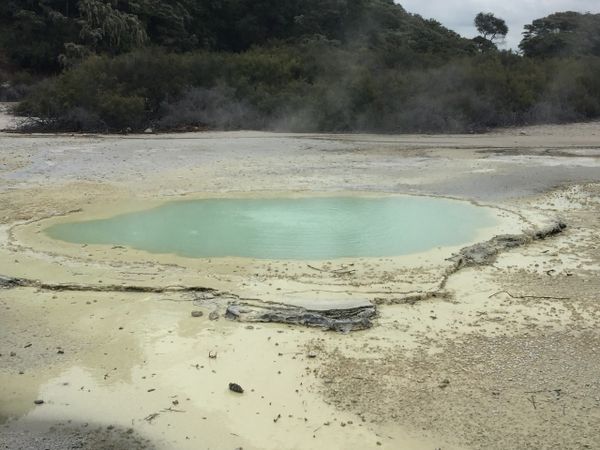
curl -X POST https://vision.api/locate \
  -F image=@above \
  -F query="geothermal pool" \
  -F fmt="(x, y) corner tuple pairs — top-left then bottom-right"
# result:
(46, 196), (496, 260)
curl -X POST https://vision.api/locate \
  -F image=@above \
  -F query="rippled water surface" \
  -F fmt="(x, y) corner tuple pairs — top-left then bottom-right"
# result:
(46, 196), (496, 260)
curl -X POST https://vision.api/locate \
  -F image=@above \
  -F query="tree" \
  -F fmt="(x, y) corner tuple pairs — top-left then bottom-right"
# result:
(475, 12), (508, 42)
(472, 36), (497, 53)
(0, 1), (80, 72)
(78, 0), (147, 53)
(520, 12), (600, 58)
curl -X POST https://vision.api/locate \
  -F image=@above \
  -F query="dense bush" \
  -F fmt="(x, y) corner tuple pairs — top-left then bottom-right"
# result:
(520, 12), (600, 58)
(0, 0), (474, 73)
(6, 2), (600, 133)
(15, 47), (600, 133)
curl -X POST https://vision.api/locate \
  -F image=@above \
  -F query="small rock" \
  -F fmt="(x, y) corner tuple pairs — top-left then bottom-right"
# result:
(439, 379), (450, 389)
(144, 128), (153, 134)
(10, 351), (16, 357)
(229, 383), (244, 394)
(209, 311), (219, 321)
(191, 310), (203, 318)
(34, 400), (44, 405)
(307, 351), (317, 359)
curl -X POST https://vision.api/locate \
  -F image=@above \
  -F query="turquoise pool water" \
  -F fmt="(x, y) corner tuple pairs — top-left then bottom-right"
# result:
(46, 196), (496, 260)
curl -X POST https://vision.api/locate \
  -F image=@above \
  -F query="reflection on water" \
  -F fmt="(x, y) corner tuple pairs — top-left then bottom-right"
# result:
(47, 196), (496, 260)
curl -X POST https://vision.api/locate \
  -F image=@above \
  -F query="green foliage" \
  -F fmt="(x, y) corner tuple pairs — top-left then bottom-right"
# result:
(0, 1), (79, 72)
(78, 0), (147, 53)
(6, 2), (600, 133)
(17, 46), (600, 133)
(520, 12), (600, 58)
(475, 12), (508, 42)
(0, 0), (474, 72)
(96, 93), (145, 128)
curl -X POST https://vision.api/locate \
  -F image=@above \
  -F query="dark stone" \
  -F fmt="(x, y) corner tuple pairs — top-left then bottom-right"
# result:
(229, 383), (244, 394)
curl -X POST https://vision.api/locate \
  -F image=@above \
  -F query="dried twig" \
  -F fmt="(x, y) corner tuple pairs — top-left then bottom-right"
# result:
(488, 290), (570, 300)
(307, 265), (356, 275)
(527, 395), (537, 410)
(161, 407), (186, 413)
(144, 413), (159, 422)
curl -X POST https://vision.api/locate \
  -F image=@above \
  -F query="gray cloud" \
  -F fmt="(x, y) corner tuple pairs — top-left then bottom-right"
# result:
(399, 0), (600, 50)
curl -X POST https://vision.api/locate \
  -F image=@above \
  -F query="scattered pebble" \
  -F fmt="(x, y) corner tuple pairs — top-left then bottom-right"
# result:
(229, 383), (244, 394)
(439, 379), (450, 389)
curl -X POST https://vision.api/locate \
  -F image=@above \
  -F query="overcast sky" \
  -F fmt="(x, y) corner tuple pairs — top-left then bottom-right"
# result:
(398, 1), (600, 50)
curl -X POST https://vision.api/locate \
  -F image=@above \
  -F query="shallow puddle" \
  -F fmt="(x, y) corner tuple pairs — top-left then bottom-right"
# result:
(46, 196), (496, 260)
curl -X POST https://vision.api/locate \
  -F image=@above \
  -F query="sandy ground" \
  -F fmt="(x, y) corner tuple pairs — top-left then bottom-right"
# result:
(1, 115), (600, 449)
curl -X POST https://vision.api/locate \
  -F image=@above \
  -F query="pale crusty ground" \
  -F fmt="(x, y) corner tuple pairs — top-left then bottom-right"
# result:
(314, 183), (600, 449)
(1, 118), (600, 449)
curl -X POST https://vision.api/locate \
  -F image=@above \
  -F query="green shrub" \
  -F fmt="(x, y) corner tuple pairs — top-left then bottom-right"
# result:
(16, 46), (600, 133)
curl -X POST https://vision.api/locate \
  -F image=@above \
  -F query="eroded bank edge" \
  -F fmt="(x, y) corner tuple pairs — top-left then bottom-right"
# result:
(0, 219), (566, 332)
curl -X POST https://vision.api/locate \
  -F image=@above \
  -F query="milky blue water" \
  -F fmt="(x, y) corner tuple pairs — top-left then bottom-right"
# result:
(46, 196), (495, 260)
